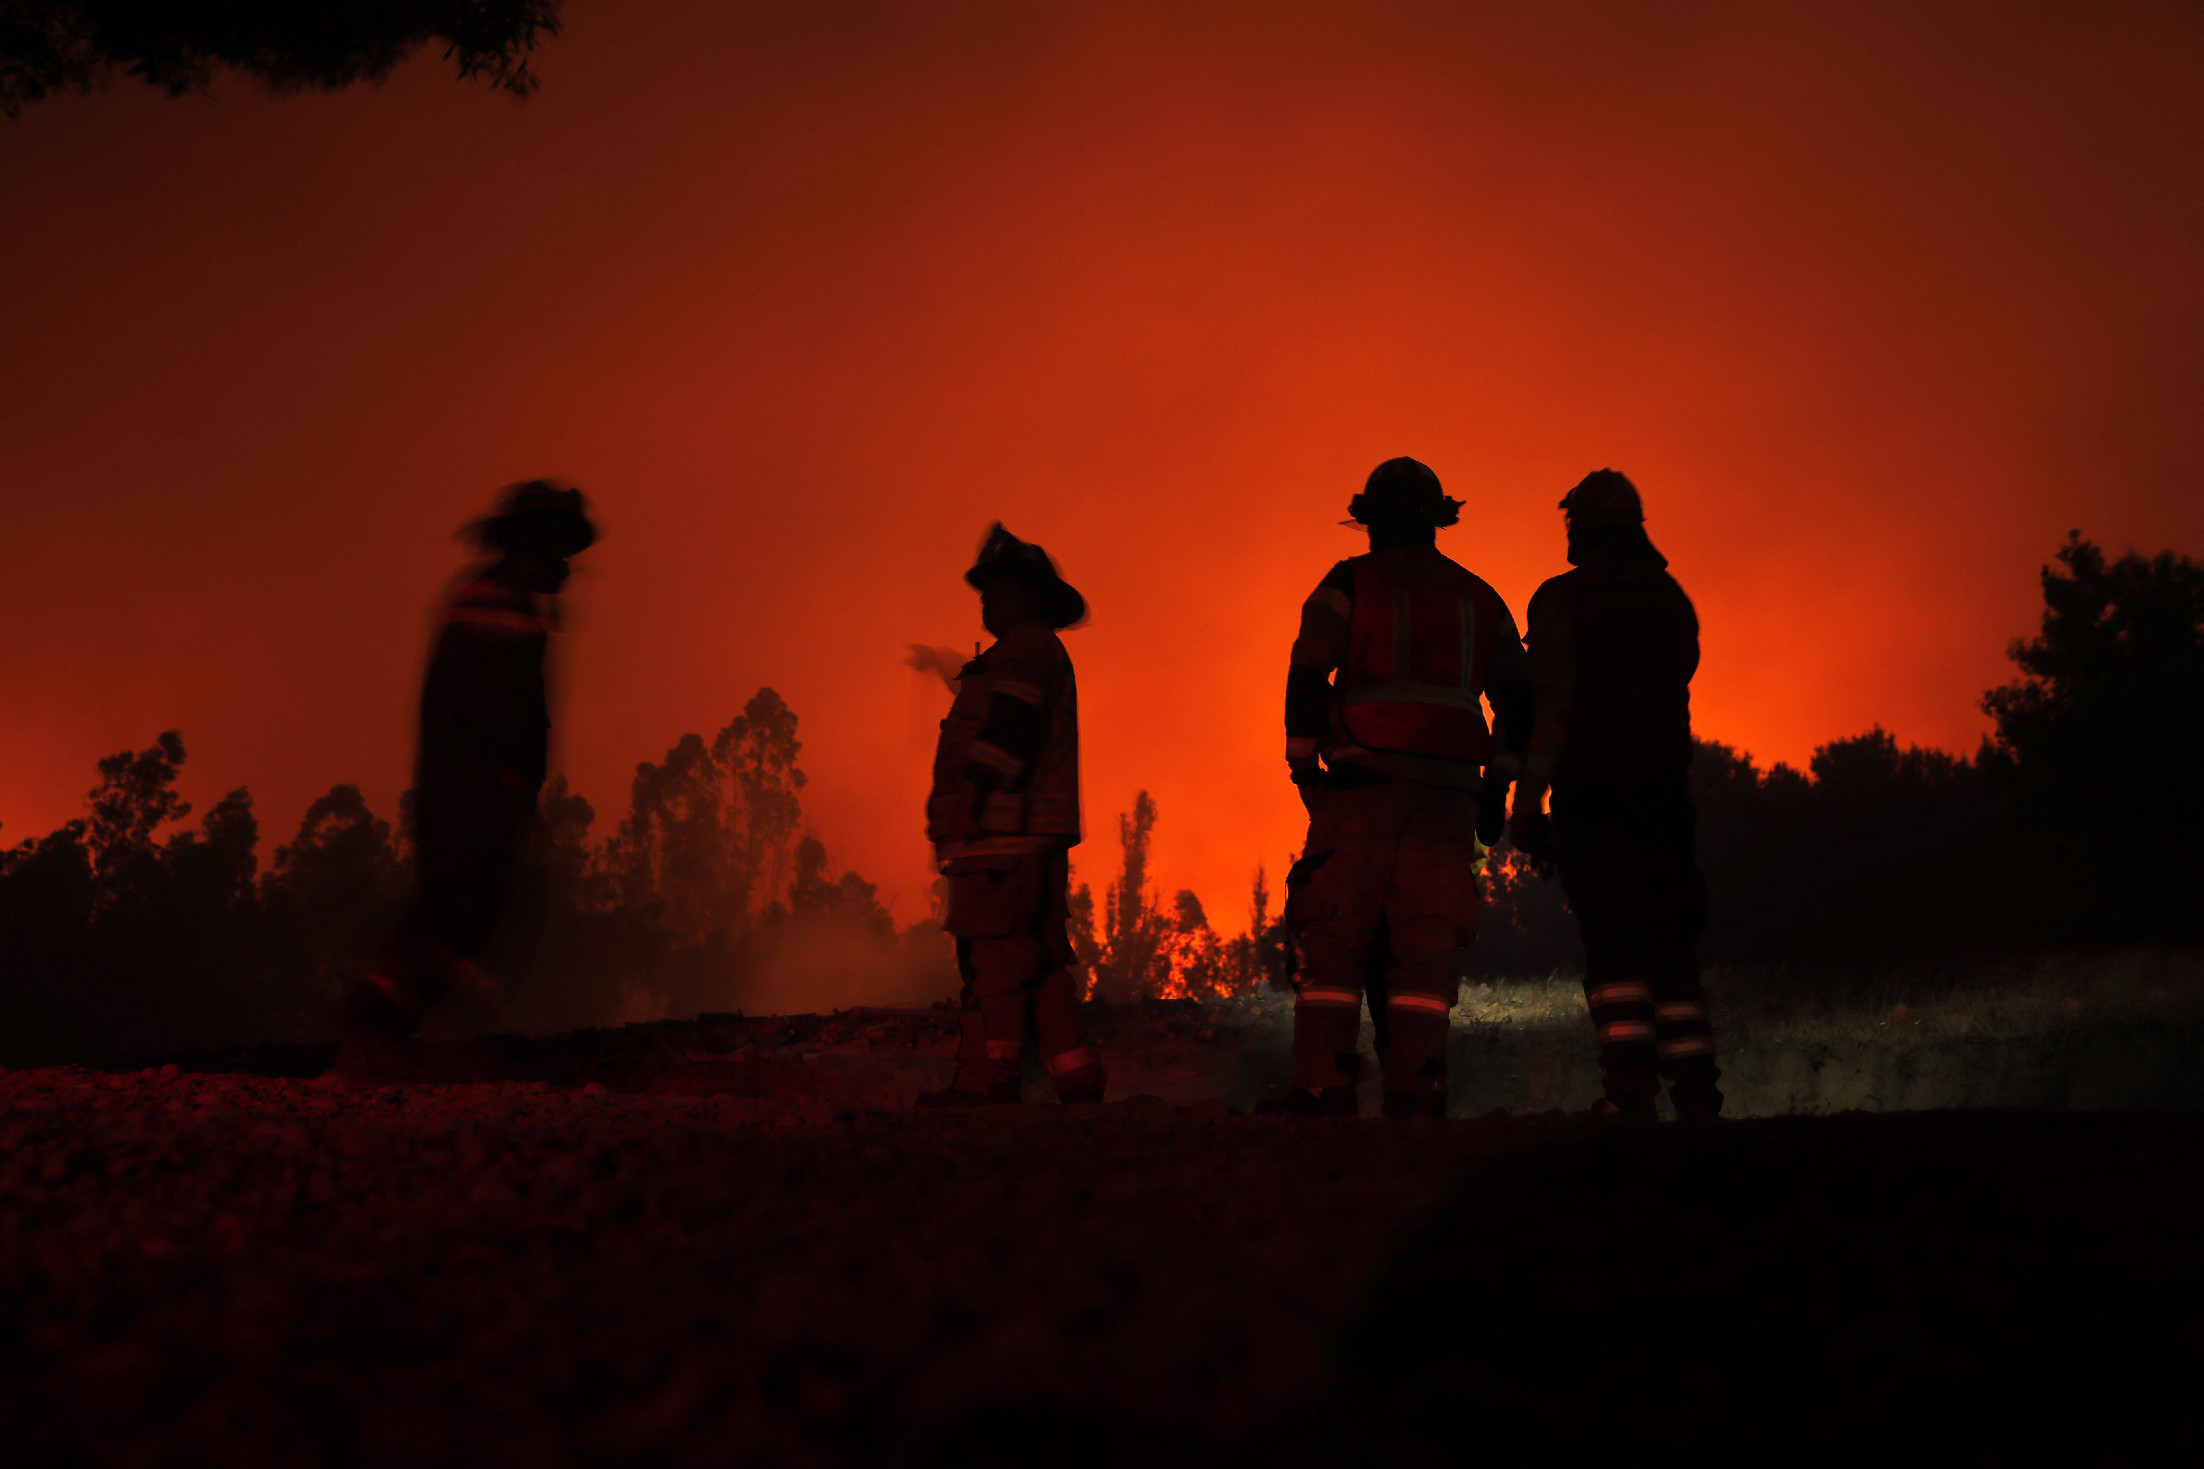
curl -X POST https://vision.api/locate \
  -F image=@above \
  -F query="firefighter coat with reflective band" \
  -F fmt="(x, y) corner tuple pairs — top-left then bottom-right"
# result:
(419, 571), (554, 792)
(1290, 546), (1529, 785)
(928, 624), (1081, 862)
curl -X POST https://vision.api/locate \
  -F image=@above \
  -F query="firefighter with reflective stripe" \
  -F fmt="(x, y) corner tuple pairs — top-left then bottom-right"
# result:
(915, 524), (1105, 1108)
(1267, 458), (1533, 1118)
(1510, 470), (1722, 1121)
(336, 481), (596, 1060)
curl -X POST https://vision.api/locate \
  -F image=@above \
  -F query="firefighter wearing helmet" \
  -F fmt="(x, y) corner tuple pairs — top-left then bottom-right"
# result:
(335, 480), (596, 1067)
(1511, 469), (1723, 1121)
(1269, 458), (1534, 1117)
(916, 524), (1105, 1107)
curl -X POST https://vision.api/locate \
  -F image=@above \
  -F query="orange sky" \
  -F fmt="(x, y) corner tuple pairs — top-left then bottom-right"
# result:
(4, 1), (2202, 924)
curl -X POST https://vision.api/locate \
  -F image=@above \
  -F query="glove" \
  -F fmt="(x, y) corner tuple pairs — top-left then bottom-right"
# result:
(1289, 760), (1326, 818)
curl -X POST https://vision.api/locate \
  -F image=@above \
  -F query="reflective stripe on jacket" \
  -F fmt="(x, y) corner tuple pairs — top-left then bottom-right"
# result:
(928, 625), (1080, 860)
(1332, 547), (1526, 766)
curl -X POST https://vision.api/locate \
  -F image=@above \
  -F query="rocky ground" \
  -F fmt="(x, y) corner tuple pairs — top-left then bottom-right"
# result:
(3, 1003), (2200, 1466)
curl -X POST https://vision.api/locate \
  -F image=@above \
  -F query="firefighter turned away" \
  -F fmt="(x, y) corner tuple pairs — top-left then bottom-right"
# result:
(916, 524), (1105, 1108)
(1270, 457), (1534, 1118)
(336, 481), (596, 1061)
(1511, 469), (1723, 1122)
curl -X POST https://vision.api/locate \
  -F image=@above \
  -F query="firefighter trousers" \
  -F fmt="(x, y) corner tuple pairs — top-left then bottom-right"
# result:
(942, 848), (1103, 1097)
(1285, 778), (1479, 1100)
(1552, 777), (1722, 1113)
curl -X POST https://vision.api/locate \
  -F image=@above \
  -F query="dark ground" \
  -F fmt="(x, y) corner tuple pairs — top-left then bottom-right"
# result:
(3, 1006), (2199, 1466)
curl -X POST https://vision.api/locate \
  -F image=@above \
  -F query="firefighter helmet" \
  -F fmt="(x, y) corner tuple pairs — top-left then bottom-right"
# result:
(1559, 469), (1643, 526)
(467, 480), (597, 557)
(1347, 456), (1462, 528)
(965, 522), (1087, 629)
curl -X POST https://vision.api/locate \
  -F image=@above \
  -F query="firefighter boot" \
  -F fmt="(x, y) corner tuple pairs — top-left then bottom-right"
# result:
(1669, 1060), (1725, 1125)
(1381, 1056), (1448, 1119)
(1048, 1044), (1107, 1105)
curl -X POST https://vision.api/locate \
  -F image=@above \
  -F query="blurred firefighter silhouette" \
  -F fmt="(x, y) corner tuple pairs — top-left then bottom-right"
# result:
(1267, 458), (1534, 1118)
(915, 524), (1104, 1107)
(1512, 470), (1722, 1121)
(334, 480), (596, 1064)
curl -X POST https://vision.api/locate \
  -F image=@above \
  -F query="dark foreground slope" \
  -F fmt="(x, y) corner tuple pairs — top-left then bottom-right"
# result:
(2, 1060), (2199, 1465)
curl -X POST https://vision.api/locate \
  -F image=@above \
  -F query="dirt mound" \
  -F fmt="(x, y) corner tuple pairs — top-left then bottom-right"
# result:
(2, 1056), (2200, 1465)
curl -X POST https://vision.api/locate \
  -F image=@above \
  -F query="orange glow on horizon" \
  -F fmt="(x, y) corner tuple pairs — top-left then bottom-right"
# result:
(3, 3), (2202, 930)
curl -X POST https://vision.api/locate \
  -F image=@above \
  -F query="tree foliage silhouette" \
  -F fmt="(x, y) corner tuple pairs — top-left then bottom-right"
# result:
(1091, 791), (1171, 1000)
(0, 692), (931, 1063)
(1, 0), (563, 117)
(1984, 532), (2204, 942)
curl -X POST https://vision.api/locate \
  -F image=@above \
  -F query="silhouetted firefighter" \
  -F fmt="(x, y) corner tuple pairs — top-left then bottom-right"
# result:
(916, 525), (1105, 1107)
(1511, 470), (1722, 1121)
(1268, 459), (1533, 1118)
(336, 481), (596, 1059)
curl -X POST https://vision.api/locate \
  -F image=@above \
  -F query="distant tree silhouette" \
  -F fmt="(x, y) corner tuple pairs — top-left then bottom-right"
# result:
(12, 530), (2189, 1063)
(1984, 533), (2204, 943)
(260, 783), (405, 1019)
(0, 692), (931, 1061)
(1223, 864), (1292, 992)
(0, 731), (292, 1061)
(1080, 794), (1280, 1001)
(1, 0), (563, 117)
(82, 728), (190, 897)
(717, 688), (807, 922)
(606, 688), (810, 953)
(1158, 888), (1227, 999)
(788, 835), (894, 941)
(1091, 791), (1171, 1001)
(1696, 729), (2034, 966)
(529, 687), (906, 1025)
(1465, 844), (1580, 978)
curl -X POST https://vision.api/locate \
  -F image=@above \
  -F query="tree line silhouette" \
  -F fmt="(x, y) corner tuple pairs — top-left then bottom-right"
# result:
(0, 689), (943, 1065)
(1474, 533), (2204, 978)
(1, 1), (564, 117)
(1, 533), (2195, 1063)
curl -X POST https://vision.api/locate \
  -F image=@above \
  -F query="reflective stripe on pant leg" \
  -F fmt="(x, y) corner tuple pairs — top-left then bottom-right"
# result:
(1288, 784), (1400, 1092)
(1297, 987), (1363, 1007)
(1372, 785), (1480, 1098)
(1044, 1046), (1096, 1076)
(1381, 997), (1452, 1098)
(1290, 992), (1363, 1090)
(1656, 995), (1715, 1059)
(1031, 949), (1101, 1095)
(962, 925), (1045, 1088)
(1581, 976), (1658, 1101)
(1655, 994), (1721, 1082)
(1043, 1044), (1103, 1096)
(1556, 783), (1674, 1105)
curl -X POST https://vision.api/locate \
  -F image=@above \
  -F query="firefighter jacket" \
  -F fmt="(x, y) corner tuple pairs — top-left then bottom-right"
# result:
(928, 624), (1081, 862)
(418, 570), (553, 793)
(1521, 549), (1698, 789)
(1286, 545), (1531, 791)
